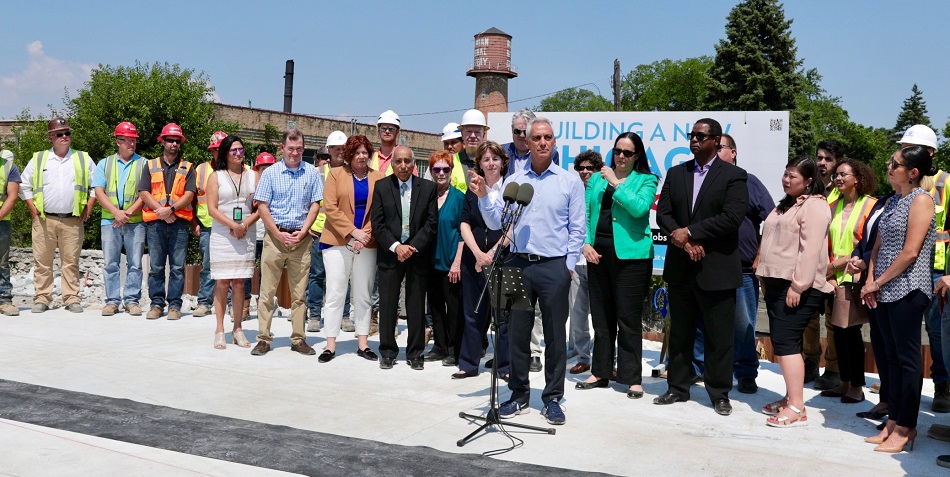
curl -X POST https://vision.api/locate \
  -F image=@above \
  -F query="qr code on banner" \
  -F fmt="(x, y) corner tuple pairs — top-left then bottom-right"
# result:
(770, 119), (784, 131)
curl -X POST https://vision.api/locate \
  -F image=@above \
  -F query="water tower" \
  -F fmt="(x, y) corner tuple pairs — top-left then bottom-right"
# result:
(467, 27), (517, 115)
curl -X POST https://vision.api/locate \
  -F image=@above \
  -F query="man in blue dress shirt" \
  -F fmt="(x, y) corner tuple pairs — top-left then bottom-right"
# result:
(471, 117), (586, 425)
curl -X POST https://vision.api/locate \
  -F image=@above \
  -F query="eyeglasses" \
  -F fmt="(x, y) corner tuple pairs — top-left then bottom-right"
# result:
(53, 131), (71, 138)
(430, 166), (451, 174)
(512, 128), (526, 136)
(717, 145), (735, 151)
(164, 137), (182, 144)
(345, 242), (361, 255)
(888, 159), (907, 170)
(230, 147), (245, 155)
(379, 126), (398, 133)
(612, 148), (637, 158)
(574, 165), (596, 172)
(831, 172), (854, 179)
(687, 132), (715, 142)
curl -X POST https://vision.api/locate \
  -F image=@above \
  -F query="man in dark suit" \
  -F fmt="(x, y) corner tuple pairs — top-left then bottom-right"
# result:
(370, 145), (438, 370)
(655, 118), (748, 416)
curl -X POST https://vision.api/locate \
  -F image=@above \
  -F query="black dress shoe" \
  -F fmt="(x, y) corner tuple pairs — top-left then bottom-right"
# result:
(442, 356), (458, 367)
(484, 358), (494, 369)
(627, 389), (644, 399)
(357, 348), (378, 361)
(424, 352), (447, 362)
(713, 398), (733, 416)
(291, 341), (316, 356)
(379, 357), (396, 369)
(529, 356), (543, 372)
(575, 378), (609, 390)
(856, 410), (888, 420)
(451, 371), (473, 379)
(317, 349), (335, 363)
(653, 392), (688, 405)
(409, 359), (424, 371)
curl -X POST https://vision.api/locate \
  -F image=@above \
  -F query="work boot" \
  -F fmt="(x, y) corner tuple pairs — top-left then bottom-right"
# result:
(803, 360), (819, 384)
(341, 316), (356, 332)
(934, 382), (950, 413)
(101, 304), (119, 316)
(243, 301), (251, 321)
(0, 303), (20, 316)
(192, 304), (211, 317)
(814, 370), (841, 390)
(369, 308), (379, 336)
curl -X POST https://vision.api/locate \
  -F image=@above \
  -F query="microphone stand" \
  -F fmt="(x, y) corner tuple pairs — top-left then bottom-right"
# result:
(457, 199), (555, 447)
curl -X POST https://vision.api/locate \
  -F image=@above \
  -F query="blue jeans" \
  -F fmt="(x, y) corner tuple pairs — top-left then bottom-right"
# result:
(693, 273), (760, 379)
(0, 221), (12, 304)
(308, 239), (349, 319)
(146, 220), (189, 310)
(567, 264), (592, 364)
(101, 222), (145, 306)
(197, 227), (214, 307)
(925, 271), (949, 383)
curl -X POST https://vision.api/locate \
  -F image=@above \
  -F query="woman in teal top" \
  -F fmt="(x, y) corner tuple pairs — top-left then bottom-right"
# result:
(576, 132), (658, 399)
(425, 150), (466, 366)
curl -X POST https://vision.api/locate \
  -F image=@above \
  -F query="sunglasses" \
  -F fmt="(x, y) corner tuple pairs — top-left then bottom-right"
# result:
(431, 166), (451, 175)
(512, 128), (527, 136)
(574, 165), (596, 172)
(612, 148), (637, 158)
(379, 126), (398, 133)
(889, 159), (907, 170)
(687, 132), (715, 142)
(230, 148), (245, 155)
(53, 131), (71, 138)
(164, 138), (182, 144)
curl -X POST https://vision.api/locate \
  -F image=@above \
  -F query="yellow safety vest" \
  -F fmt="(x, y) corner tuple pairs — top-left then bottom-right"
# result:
(30, 149), (91, 218)
(0, 152), (15, 221)
(195, 162), (214, 228)
(369, 151), (394, 176)
(450, 152), (470, 194)
(829, 195), (876, 283)
(310, 165), (331, 234)
(101, 154), (144, 223)
(930, 170), (950, 271)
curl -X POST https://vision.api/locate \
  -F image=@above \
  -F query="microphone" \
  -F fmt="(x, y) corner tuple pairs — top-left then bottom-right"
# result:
(500, 182), (520, 227)
(511, 183), (534, 225)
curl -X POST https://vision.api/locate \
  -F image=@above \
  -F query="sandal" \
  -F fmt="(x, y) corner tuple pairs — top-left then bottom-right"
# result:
(232, 330), (251, 348)
(214, 332), (226, 350)
(766, 404), (808, 428)
(761, 396), (788, 415)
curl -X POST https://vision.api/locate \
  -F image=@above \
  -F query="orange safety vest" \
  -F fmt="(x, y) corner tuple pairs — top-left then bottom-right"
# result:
(142, 157), (194, 222)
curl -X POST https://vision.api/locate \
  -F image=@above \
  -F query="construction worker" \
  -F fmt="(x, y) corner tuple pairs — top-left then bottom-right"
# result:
(0, 149), (22, 316)
(441, 122), (463, 154)
(192, 131), (227, 318)
(138, 123), (197, 320)
(93, 122), (146, 316)
(20, 117), (96, 313)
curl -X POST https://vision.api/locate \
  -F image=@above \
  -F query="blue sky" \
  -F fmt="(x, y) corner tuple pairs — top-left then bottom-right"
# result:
(3, 0), (948, 140)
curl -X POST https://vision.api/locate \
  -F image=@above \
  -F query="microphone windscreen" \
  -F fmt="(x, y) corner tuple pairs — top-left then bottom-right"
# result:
(515, 183), (534, 205)
(502, 182), (520, 203)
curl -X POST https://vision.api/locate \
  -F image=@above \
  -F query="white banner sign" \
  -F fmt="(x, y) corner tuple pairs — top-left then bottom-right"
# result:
(487, 111), (791, 273)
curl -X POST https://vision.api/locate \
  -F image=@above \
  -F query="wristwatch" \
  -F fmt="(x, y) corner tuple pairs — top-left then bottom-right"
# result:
(170, 204), (177, 212)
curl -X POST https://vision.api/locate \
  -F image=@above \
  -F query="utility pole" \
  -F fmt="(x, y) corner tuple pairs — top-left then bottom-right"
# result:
(612, 59), (621, 111)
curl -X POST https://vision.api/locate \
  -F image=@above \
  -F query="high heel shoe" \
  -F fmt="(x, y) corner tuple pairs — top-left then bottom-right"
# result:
(232, 330), (251, 348)
(864, 434), (886, 444)
(874, 429), (916, 453)
(214, 332), (226, 350)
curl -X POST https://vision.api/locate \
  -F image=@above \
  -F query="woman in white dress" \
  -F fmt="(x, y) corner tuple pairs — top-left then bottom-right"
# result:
(207, 136), (259, 349)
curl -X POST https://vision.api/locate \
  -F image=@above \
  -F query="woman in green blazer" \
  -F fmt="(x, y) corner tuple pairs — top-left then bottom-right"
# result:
(575, 132), (658, 399)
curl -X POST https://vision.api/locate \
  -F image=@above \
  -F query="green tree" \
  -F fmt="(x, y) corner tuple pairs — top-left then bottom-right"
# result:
(537, 87), (612, 112)
(621, 57), (712, 111)
(791, 68), (851, 156)
(843, 123), (893, 195)
(705, 0), (805, 156)
(891, 83), (933, 141)
(938, 117), (950, 173)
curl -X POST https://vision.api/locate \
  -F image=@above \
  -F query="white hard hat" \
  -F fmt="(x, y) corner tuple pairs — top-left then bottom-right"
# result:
(326, 130), (347, 147)
(441, 123), (461, 142)
(898, 124), (938, 149)
(460, 109), (488, 128)
(377, 110), (401, 127)
(0, 149), (13, 162)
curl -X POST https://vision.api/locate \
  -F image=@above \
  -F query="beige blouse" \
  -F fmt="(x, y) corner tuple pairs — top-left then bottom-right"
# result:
(756, 194), (835, 295)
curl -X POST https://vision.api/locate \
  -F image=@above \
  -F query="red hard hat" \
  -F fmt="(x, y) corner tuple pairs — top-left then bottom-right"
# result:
(207, 131), (228, 150)
(157, 123), (186, 142)
(255, 152), (277, 170)
(114, 121), (139, 138)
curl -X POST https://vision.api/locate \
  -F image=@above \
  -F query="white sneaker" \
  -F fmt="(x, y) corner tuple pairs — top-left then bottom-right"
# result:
(306, 319), (321, 332)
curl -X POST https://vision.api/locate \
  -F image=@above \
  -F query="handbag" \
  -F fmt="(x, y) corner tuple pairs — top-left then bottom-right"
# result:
(831, 279), (869, 328)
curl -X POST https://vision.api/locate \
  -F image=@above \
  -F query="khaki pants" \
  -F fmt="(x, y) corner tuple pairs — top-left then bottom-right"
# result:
(257, 232), (312, 345)
(802, 300), (838, 372)
(32, 215), (83, 305)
